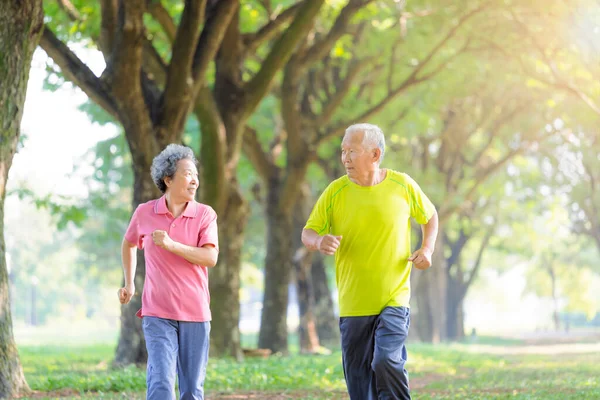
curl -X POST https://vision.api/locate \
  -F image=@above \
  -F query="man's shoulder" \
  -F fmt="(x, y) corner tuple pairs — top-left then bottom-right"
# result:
(386, 169), (410, 184)
(387, 170), (422, 186)
(325, 175), (351, 194)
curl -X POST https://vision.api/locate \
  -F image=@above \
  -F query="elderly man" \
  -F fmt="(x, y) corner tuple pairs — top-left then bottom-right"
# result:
(118, 144), (218, 400)
(302, 123), (438, 400)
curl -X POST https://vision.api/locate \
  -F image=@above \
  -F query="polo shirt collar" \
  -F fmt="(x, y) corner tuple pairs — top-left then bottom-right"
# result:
(154, 195), (198, 218)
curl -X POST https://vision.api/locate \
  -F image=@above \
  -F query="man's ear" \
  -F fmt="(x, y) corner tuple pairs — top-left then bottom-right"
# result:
(372, 148), (381, 163)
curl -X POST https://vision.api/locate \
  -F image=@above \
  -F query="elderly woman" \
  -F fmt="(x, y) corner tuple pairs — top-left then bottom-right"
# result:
(118, 144), (218, 400)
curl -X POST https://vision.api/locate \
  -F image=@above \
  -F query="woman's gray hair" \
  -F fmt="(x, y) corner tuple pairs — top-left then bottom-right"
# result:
(344, 123), (386, 165)
(151, 144), (198, 193)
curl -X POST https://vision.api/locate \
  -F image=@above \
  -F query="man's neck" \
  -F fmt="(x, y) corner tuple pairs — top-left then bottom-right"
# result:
(350, 168), (386, 187)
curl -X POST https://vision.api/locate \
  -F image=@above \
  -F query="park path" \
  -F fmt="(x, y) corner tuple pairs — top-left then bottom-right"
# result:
(463, 341), (600, 355)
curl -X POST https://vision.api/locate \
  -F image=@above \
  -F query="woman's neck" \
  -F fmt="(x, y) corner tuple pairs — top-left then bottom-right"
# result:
(165, 192), (187, 218)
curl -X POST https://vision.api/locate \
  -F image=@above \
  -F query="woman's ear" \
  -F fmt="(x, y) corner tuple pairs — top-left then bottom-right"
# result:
(164, 176), (172, 188)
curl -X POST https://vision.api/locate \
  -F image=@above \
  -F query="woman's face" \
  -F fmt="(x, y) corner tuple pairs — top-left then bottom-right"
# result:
(164, 158), (198, 202)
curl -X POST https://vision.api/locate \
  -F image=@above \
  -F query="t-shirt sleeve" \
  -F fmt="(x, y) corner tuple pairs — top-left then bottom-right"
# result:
(124, 206), (143, 249)
(304, 183), (334, 235)
(198, 207), (219, 252)
(403, 173), (436, 225)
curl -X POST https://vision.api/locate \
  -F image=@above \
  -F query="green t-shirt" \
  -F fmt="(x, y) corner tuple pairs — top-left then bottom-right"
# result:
(304, 170), (436, 317)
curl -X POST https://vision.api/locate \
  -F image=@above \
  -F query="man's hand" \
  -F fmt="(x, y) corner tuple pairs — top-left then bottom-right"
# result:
(409, 247), (433, 270)
(118, 284), (135, 304)
(152, 230), (174, 250)
(316, 234), (342, 256)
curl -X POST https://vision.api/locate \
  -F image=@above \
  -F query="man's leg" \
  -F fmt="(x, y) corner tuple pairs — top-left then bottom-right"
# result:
(372, 306), (411, 400)
(340, 315), (379, 400)
(177, 321), (210, 400)
(143, 317), (179, 400)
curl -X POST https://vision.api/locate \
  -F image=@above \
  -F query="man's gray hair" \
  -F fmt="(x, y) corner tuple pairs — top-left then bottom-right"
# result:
(344, 123), (386, 165)
(151, 144), (198, 193)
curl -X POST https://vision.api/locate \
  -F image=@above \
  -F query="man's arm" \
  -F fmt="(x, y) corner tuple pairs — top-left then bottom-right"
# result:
(409, 210), (439, 270)
(302, 228), (322, 252)
(421, 209), (438, 253)
(302, 228), (342, 256)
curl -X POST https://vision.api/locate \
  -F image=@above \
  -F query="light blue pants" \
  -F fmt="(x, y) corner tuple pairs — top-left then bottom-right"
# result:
(142, 316), (210, 400)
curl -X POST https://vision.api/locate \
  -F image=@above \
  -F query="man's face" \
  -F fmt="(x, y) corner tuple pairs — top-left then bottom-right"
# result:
(165, 159), (198, 201)
(341, 131), (378, 177)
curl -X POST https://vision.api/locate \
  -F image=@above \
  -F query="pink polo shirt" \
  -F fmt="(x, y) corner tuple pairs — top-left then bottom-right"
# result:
(124, 196), (218, 322)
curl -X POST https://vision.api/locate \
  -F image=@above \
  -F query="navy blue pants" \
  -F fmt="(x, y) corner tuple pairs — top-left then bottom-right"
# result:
(340, 306), (411, 400)
(142, 316), (210, 400)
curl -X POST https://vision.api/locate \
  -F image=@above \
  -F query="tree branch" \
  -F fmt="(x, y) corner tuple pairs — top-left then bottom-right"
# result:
(446, 229), (470, 272)
(317, 103), (410, 146)
(39, 26), (119, 119)
(440, 147), (524, 220)
(56, 0), (81, 21)
(158, 0), (206, 141)
(191, 0), (239, 90)
(313, 4), (484, 146)
(193, 87), (228, 214)
(299, 0), (372, 68)
(147, 0), (177, 43)
(110, 1), (146, 97)
(243, 2), (303, 55)
(243, 0), (325, 116)
(242, 127), (276, 182)
(460, 226), (494, 301)
(468, 99), (526, 165)
(314, 61), (368, 126)
(411, 37), (471, 84)
(511, 9), (600, 116)
(100, 0), (119, 59)
(143, 37), (167, 86)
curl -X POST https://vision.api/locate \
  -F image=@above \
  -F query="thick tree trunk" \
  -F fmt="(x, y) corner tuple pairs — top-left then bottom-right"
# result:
(114, 167), (160, 366)
(258, 178), (293, 353)
(209, 184), (248, 360)
(311, 254), (339, 348)
(294, 250), (320, 353)
(412, 228), (448, 343)
(0, 0), (43, 396)
(292, 184), (320, 353)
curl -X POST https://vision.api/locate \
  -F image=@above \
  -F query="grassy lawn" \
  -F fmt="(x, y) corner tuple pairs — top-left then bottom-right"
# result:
(17, 338), (600, 399)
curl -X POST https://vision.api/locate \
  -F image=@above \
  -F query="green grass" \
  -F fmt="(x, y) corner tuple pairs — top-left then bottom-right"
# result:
(18, 341), (600, 399)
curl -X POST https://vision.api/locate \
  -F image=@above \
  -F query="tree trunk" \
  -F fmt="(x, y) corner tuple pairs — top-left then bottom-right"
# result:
(258, 177), (293, 353)
(292, 184), (320, 353)
(114, 166), (160, 366)
(293, 250), (320, 353)
(0, 0), (43, 396)
(412, 228), (447, 343)
(209, 184), (248, 360)
(549, 266), (560, 332)
(445, 277), (464, 341)
(311, 254), (340, 348)
(456, 305), (465, 340)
